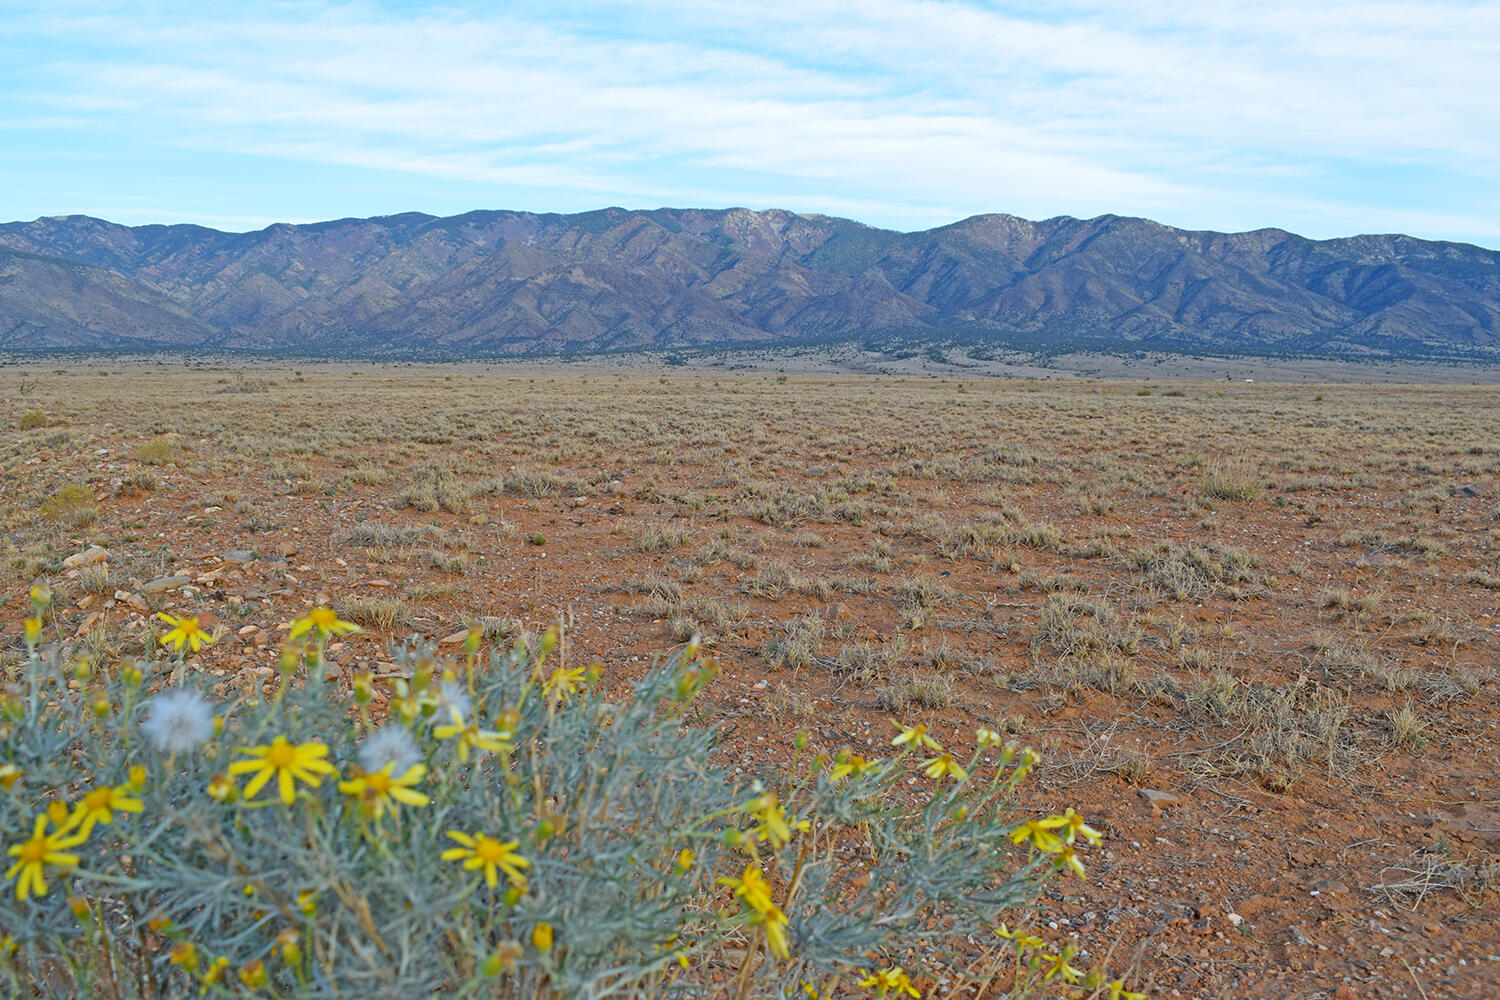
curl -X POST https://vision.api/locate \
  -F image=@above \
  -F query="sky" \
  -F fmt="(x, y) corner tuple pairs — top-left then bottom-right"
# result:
(2, 0), (1499, 246)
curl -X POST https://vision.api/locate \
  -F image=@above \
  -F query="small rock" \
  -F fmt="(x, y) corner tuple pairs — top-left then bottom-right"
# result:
(222, 550), (257, 563)
(1311, 880), (1350, 896)
(1138, 788), (1180, 809)
(1289, 925), (1312, 947)
(141, 575), (192, 595)
(236, 625), (258, 636)
(63, 546), (109, 569)
(1332, 985), (1360, 1000)
(439, 630), (469, 645)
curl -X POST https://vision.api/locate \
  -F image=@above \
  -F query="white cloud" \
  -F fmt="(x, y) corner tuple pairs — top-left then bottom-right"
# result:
(5, 0), (1499, 241)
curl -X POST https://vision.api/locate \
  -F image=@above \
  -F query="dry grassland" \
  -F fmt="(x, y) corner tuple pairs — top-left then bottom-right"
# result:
(5, 365), (1499, 998)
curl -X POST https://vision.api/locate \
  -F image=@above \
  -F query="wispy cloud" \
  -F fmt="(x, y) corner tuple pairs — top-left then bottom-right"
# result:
(3, 1), (1498, 242)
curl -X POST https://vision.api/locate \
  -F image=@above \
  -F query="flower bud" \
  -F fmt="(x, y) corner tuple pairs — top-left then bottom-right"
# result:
(481, 942), (522, 976)
(207, 773), (236, 803)
(275, 928), (302, 966)
(531, 922), (554, 952)
(169, 941), (198, 970)
(29, 582), (53, 609)
(237, 958), (268, 990)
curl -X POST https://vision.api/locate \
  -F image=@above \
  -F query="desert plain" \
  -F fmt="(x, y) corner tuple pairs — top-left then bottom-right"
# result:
(4, 364), (1498, 999)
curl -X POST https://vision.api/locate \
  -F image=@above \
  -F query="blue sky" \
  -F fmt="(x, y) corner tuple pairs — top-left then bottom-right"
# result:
(3, 0), (1499, 246)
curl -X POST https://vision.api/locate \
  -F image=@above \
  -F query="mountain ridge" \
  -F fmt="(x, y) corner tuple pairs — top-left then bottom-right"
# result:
(2, 208), (1498, 359)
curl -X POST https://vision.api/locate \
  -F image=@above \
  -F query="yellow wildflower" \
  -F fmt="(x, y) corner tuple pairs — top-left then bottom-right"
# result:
(72, 783), (144, 836)
(1041, 946), (1085, 984)
(891, 721), (942, 752)
(1052, 843), (1089, 880)
(1106, 978), (1148, 1000)
(921, 753), (969, 783)
(531, 922), (554, 952)
(6, 812), (88, 901)
(976, 726), (1005, 748)
(228, 736), (338, 804)
(542, 664), (587, 703)
(829, 749), (878, 781)
(0, 764), (21, 791)
(860, 965), (921, 998)
(288, 606), (361, 641)
(718, 863), (790, 960)
(157, 613), (213, 653)
(337, 763), (430, 819)
(1009, 816), (1068, 853)
(23, 617), (42, 645)
(434, 708), (511, 762)
(994, 922), (1047, 953)
(441, 831), (531, 890)
(1057, 807), (1103, 846)
(744, 792), (808, 849)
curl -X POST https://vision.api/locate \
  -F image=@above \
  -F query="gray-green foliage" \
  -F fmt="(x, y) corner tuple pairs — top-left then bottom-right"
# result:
(1, 625), (1066, 998)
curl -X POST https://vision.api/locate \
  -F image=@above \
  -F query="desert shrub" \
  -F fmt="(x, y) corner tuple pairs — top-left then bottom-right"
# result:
(1199, 456), (1264, 501)
(0, 594), (1131, 999)
(38, 484), (98, 529)
(18, 411), (48, 430)
(1126, 541), (1262, 601)
(136, 436), (181, 465)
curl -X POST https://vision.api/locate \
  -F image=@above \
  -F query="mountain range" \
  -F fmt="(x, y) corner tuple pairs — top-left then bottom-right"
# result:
(2, 207), (1498, 359)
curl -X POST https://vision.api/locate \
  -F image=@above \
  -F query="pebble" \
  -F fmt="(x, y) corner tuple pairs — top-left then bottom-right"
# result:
(142, 575), (193, 595)
(62, 546), (109, 569)
(1138, 788), (1180, 809)
(222, 550), (257, 563)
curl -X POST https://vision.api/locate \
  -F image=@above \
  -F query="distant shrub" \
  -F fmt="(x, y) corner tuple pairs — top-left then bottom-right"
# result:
(18, 411), (48, 430)
(38, 483), (98, 528)
(136, 436), (180, 465)
(1199, 456), (1265, 501)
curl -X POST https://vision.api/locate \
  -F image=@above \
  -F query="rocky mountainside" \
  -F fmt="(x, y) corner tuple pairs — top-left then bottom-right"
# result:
(2, 207), (1498, 358)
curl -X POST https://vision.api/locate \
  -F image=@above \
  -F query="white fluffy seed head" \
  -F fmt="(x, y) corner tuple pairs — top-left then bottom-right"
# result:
(433, 680), (470, 724)
(358, 725), (421, 775)
(140, 688), (216, 754)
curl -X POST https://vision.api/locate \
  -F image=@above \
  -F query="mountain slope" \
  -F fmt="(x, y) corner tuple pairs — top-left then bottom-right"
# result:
(1, 208), (1497, 358)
